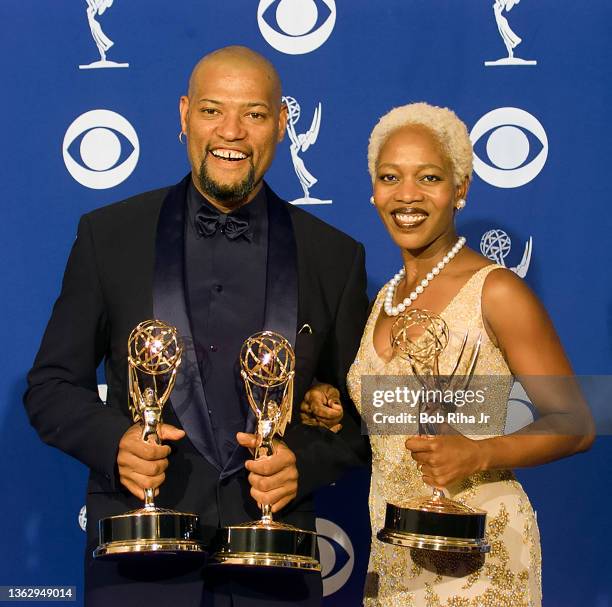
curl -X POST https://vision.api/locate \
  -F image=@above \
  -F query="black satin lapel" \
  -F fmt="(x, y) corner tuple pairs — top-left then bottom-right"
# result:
(154, 175), (222, 472)
(263, 186), (298, 348)
(220, 186), (298, 480)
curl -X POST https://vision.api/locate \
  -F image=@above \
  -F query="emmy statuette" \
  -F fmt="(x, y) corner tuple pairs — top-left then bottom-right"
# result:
(209, 331), (320, 570)
(376, 310), (491, 553)
(93, 320), (206, 559)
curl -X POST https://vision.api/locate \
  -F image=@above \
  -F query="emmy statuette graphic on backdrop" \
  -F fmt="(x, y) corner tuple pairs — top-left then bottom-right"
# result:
(210, 331), (319, 570)
(283, 96), (332, 206)
(79, 0), (129, 69)
(485, 0), (537, 66)
(480, 229), (532, 278)
(376, 310), (491, 553)
(94, 320), (205, 558)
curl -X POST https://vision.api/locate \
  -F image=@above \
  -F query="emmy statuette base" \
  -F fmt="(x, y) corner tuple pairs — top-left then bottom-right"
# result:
(93, 508), (206, 560)
(484, 58), (537, 67)
(377, 500), (491, 554)
(209, 522), (320, 571)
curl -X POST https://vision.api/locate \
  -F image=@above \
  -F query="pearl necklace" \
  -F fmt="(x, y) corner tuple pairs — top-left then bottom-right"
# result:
(384, 236), (466, 317)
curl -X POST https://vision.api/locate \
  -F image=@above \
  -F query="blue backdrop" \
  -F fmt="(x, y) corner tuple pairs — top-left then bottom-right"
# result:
(2, 2), (611, 605)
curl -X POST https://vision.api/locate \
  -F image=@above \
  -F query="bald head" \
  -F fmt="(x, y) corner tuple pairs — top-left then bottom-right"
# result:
(187, 46), (282, 109)
(179, 46), (288, 211)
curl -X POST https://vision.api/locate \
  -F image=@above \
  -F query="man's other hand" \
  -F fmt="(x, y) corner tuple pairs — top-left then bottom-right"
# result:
(117, 423), (185, 500)
(237, 432), (298, 513)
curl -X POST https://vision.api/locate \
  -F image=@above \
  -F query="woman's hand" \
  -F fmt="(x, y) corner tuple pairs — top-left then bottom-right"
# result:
(405, 429), (485, 488)
(300, 383), (344, 433)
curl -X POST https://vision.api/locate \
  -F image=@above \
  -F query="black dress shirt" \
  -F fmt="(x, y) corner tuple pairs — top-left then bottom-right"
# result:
(185, 181), (268, 465)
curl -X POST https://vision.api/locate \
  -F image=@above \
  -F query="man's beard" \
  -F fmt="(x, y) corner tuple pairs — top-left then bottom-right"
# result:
(198, 156), (256, 206)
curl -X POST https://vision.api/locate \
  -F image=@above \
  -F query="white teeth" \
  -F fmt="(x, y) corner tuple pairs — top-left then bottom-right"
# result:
(394, 213), (427, 226)
(211, 149), (247, 160)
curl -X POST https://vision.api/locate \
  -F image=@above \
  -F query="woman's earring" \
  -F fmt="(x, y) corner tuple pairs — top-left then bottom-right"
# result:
(455, 198), (466, 210)
(370, 196), (376, 205)
(178, 131), (185, 144)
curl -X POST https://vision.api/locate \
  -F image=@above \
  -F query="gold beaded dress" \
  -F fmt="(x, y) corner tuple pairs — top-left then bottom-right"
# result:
(347, 265), (542, 607)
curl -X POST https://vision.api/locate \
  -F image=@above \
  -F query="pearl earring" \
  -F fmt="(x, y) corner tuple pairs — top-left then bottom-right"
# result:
(455, 198), (466, 210)
(370, 196), (375, 205)
(178, 131), (185, 144)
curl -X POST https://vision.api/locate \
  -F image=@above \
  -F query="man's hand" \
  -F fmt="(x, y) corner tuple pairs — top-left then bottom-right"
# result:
(117, 423), (185, 500)
(300, 383), (343, 433)
(237, 432), (298, 513)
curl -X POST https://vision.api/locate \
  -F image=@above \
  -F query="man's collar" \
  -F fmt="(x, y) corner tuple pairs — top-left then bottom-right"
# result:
(187, 179), (267, 241)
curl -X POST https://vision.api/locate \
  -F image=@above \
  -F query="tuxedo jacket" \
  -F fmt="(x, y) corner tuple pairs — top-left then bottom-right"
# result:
(24, 176), (369, 607)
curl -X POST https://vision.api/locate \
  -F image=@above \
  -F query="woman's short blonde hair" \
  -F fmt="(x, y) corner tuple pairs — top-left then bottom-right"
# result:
(367, 102), (473, 186)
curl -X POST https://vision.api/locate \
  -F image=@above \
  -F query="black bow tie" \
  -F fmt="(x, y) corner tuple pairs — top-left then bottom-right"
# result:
(194, 206), (252, 242)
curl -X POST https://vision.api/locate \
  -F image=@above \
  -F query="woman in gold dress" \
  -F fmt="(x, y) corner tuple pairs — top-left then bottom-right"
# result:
(301, 102), (594, 606)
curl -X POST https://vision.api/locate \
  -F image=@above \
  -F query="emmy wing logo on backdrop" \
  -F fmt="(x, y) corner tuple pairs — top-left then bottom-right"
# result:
(79, 0), (129, 69)
(470, 108), (548, 188)
(316, 518), (354, 597)
(480, 229), (532, 277)
(257, 0), (336, 54)
(283, 96), (332, 205)
(485, 0), (537, 66)
(63, 110), (139, 189)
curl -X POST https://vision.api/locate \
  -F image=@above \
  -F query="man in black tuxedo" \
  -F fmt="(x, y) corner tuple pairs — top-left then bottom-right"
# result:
(24, 46), (368, 606)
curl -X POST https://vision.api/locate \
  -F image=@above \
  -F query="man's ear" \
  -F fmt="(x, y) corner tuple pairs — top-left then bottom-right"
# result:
(277, 102), (288, 143)
(179, 96), (189, 134)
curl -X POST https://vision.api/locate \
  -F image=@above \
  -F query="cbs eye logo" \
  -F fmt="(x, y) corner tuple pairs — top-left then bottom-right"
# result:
(470, 108), (548, 189)
(316, 518), (354, 597)
(63, 110), (139, 189)
(257, 0), (336, 55)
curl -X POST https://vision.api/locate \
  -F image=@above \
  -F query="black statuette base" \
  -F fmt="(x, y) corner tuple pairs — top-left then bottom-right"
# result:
(377, 503), (490, 553)
(93, 508), (206, 559)
(209, 523), (320, 570)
